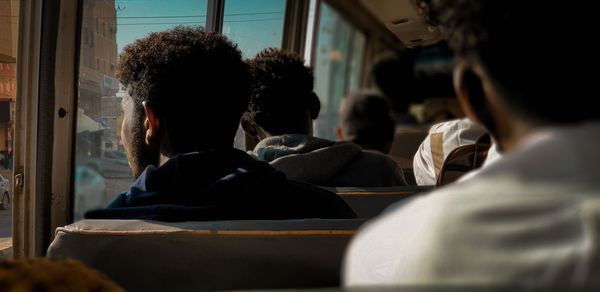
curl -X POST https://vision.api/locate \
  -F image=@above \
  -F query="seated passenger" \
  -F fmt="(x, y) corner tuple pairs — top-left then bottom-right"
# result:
(336, 90), (395, 154)
(344, 0), (600, 286)
(370, 51), (422, 128)
(241, 48), (407, 187)
(84, 27), (356, 221)
(413, 117), (500, 185)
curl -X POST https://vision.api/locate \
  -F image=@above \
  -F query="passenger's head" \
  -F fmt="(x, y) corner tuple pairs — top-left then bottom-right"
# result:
(371, 51), (418, 114)
(337, 90), (395, 154)
(242, 48), (320, 141)
(117, 26), (250, 178)
(416, 0), (597, 151)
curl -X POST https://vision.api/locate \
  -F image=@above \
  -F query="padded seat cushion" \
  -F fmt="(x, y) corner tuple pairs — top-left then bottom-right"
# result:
(47, 219), (365, 292)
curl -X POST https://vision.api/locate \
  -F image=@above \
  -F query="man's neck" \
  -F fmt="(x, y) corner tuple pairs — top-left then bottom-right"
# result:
(159, 153), (171, 167)
(495, 120), (538, 154)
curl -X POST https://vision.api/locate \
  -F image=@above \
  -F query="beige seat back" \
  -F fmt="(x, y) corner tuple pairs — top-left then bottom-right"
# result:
(388, 128), (429, 169)
(47, 219), (364, 292)
(333, 186), (433, 218)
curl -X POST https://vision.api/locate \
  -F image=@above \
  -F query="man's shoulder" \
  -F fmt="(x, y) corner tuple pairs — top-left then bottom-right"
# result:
(105, 192), (129, 208)
(350, 150), (402, 174)
(328, 149), (408, 186)
(283, 180), (357, 218)
(358, 150), (398, 163)
(345, 176), (593, 285)
(349, 176), (519, 249)
(284, 179), (343, 201)
(359, 166), (600, 252)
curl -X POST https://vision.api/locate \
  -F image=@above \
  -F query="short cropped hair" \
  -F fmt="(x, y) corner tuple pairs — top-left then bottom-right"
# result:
(416, 0), (598, 123)
(339, 90), (395, 152)
(117, 26), (250, 152)
(244, 48), (320, 135)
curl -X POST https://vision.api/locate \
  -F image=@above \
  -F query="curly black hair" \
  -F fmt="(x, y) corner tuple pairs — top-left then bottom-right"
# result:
(117, 26), (250, 152)
(415, 0), (598, 123)
(244, 48), (320, 136)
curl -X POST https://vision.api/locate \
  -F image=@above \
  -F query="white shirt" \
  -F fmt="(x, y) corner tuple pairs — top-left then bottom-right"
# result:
(344, 122), (600, 286)
(413, 118), (489, 185)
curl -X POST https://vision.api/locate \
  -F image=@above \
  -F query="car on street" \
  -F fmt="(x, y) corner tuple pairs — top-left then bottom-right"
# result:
(80, 150), (130, 177)
(0, 174), (11, 210)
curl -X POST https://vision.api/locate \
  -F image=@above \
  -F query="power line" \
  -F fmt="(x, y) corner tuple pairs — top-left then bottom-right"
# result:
(224, 17), (282, 23)
(227, 11), (283, 16)
(118, 21), (204, 26)
(118, 17), (283, 26)
(108, 11), (283, 19)
(117, 15), (205, 19)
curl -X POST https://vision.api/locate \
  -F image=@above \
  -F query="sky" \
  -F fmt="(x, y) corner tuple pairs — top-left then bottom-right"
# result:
(115, 0), (208, 54)
(114, 0), (285, 58)
(111, 0), (354, 141)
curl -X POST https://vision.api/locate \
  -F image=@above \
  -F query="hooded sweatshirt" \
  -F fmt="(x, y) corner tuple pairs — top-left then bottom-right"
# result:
(85, 149), (356, 221)
(248, 134), (407, 187)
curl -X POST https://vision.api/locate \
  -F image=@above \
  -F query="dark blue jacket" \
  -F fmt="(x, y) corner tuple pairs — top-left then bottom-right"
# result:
(85, 149), (356, 221)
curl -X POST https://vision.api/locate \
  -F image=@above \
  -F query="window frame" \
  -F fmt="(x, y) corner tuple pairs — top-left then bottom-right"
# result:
(12, 0), (44, 258)
(56, 0), (309, 254)
(12, 0), (348, 256)
(281, 0), (310, 55)
(311, 0), (403, 87)
(49, 0), (228, 255)
(49, 0), (82, 255)
(206, 0), (225, 33)
(12, 0), (59, 258)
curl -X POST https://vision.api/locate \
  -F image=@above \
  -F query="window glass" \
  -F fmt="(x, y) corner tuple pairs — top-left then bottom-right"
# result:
(222, 0), (286, 59)
(312, 2), (366, 140)
(348, 32), (366, 93)
(223, 0), (286, 150)
(0, 0), (18, 258)
(303, 0), (317, 66)
(74, 0), (208, 220)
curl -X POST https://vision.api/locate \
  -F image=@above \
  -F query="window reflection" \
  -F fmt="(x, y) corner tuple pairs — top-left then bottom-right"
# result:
(312, 3), (366, 141)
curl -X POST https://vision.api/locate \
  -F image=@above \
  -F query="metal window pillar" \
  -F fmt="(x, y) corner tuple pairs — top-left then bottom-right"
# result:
(206, 0), (225, 33)
(281, 0), (310, 55)
(13, 0), (46, 258)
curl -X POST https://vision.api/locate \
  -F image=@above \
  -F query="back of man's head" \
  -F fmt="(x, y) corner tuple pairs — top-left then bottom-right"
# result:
(371, 51), (418, 113)
(417, 0), (598, 124)
(117, 26), (250, 153)
(244, 48), (320, 136)
(339, 90), (395, 153)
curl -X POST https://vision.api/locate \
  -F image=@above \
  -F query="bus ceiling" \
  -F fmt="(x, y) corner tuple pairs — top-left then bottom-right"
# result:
(360, 0), (444, 48)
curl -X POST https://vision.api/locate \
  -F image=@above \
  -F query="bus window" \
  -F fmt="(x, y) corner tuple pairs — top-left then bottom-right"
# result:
(73, 0), (208, 220)
(222, 0), (287, 150)
(0, 0), (18, 259)
(222, 0), (286, 59)
(312, 2), (366, 141)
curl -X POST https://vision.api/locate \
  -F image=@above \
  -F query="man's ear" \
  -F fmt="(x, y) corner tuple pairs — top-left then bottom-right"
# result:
(453, 62), (495, 132)
(142, 101), (160, 146)
(241, 118), (260, 151)
(241, 117), (258, 137)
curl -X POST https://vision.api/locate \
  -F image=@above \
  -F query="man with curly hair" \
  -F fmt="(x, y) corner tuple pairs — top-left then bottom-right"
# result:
(242, 48), (407, 187)
(84, 27), (355, 221)
(343, 0), (600, 286)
